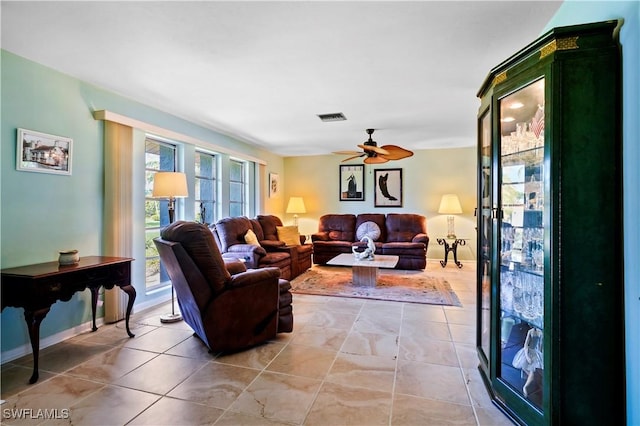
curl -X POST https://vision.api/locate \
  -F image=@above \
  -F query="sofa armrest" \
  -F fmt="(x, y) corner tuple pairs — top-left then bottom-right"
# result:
(311, 232), (329, 241)
(223, 244), (266, 269)
(260, 240), (287, 250)
(412, 233), (429, 245)
(226, 267), (281, 289)
(226, 243), (267, 256)
(225, 259), (247, 275)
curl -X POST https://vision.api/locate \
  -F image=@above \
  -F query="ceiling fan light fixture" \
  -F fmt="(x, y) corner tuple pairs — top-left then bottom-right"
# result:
(333, 128), (414, 163)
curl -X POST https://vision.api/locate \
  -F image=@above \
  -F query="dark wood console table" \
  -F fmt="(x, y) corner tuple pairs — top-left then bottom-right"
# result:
(1, 256), (135, 383)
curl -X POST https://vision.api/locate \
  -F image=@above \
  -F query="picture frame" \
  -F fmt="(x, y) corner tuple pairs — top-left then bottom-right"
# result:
(269, 172), (280, 198)
(17, 128), (73, 175)
(374, 168), (403, 207)
(339, 164), (365, 201)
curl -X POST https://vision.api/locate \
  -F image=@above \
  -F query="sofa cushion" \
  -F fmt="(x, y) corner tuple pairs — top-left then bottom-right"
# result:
(356, 214), (387, 242)
(381, 241), (427, 255)
(256, 215), (283, 241)
(277, 226), (301, 246)
(385, 213), (427, 242)
(317, 214), (356, 242)
(215, 216), (254, 252)
(244, 229), (260, 246)
(250, 218), (265, 241)
(356, 221), (381, 241)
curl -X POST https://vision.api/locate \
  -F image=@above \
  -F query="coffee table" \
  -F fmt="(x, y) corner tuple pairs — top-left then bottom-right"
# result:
(327, 253), (399, 287)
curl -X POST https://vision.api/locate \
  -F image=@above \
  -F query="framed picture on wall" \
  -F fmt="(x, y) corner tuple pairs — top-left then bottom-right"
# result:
(374, 168), (402, 207)
(339, 164), (365, 201)
(269, 172), (280, 198)
(16, 128), (73, 175)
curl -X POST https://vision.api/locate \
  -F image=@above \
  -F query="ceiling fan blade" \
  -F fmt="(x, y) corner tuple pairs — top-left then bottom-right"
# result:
(380, 145), (414, 160)
(342, 154), (366, 162)
(358, 144), (390, 156)
(364, 156), (389, 164)
(333, 150), (363, 155)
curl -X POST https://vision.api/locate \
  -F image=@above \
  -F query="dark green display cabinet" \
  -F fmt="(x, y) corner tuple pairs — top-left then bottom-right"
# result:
(476, 21), (625, 425)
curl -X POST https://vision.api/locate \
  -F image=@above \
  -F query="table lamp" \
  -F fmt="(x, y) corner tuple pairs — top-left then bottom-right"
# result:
(286, 196), (306, 227)
(438, 193), (462, 239)
(152, 172), (188, 323)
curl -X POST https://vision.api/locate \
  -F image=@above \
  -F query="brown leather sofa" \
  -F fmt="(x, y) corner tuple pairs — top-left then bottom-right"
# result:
(154, 221), (293, 353)
(211, 215), (312, 280)
(312, 213), (429, 270)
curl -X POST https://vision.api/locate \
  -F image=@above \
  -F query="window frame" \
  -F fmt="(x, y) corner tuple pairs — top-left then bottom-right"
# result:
(229, 158), (248, 217)
(194, 149), (218, 225)
(144, 138), (178, 290)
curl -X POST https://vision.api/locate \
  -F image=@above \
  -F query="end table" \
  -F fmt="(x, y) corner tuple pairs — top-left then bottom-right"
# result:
(436, 237), (467, 268)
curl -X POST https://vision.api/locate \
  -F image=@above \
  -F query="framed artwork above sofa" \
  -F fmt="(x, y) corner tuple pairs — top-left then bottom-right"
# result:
(374, 168), (402, 207)
(339, 164), (364, 201)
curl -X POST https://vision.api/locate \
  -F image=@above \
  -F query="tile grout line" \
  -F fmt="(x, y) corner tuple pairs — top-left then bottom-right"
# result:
(388, 302), (406, 426)
(210, 321), (296, 425)
(298, 297), (366, 425)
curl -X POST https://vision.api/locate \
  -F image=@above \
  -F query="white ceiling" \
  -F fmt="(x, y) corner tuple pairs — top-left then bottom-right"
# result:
(1, 1), (562, 157)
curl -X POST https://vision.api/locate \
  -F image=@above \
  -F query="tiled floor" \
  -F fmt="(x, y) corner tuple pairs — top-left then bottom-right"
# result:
(1, 260), (513, 425)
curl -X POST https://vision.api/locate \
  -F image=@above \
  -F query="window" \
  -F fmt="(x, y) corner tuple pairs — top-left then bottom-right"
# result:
(144, 138), (177, 289)
(229, 159), (247, 217)
(195, 150), (217, 224)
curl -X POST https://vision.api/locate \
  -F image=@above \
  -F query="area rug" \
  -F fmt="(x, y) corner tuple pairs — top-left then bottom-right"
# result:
(290, 266), (462, 306)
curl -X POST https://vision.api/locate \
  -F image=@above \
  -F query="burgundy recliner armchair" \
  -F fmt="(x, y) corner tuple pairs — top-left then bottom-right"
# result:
(153, 221), (293, 353)
(257, 214), (313, 279)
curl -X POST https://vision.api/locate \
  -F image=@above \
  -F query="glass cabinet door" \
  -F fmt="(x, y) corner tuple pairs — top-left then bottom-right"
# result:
(478, 110), (492, 365)
(497, 78), (545, 409)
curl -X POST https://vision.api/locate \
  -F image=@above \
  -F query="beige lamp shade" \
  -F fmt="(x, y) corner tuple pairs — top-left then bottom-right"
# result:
(152, 172), (188, 198)
(286, 197), (306, 214)
(438, 194), (462, 214)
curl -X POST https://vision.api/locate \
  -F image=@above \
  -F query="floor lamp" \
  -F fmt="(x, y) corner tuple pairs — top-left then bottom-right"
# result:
(153, 172), (188, 323)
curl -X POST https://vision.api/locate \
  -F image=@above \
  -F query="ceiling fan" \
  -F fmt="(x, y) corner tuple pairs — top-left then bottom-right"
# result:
(334, 129), (414, 164)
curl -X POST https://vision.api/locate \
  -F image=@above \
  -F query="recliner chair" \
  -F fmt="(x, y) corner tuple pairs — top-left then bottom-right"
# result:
(153, 221), (293, 353)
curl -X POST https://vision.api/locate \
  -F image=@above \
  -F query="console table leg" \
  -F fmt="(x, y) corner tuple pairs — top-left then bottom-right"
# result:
(90, 287), (99, 332)
(440, 240), (450, 268)
(24, 307), (50, 384)
(453, 246), (463, 268)
(120, 284), (137, 338)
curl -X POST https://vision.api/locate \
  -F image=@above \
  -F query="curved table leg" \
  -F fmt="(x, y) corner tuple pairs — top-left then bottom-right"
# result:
(453, 239), (465, 268)
(438, 239), (451, 268)
(90, 287), (99, 332)
(453, 244), (463, 268)
(119, 284), (137, 338)
(24, 307), (50, 384)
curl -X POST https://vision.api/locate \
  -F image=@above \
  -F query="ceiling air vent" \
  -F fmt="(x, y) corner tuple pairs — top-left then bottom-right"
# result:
(317, 112), (347, 122)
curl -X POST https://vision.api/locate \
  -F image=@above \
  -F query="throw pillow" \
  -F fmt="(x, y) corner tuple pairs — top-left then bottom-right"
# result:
(356, 221), (381, 241)
(244, 228), (260, 246)
(276, 225), (301, 246)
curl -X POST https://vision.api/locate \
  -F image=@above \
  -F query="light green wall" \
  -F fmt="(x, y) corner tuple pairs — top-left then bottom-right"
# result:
(0, 50), (281, 355)
(282, 148), (477, 261)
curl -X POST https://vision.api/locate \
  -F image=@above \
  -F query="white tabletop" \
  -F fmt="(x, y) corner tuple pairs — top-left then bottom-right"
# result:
(327, 253), (399, 269)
